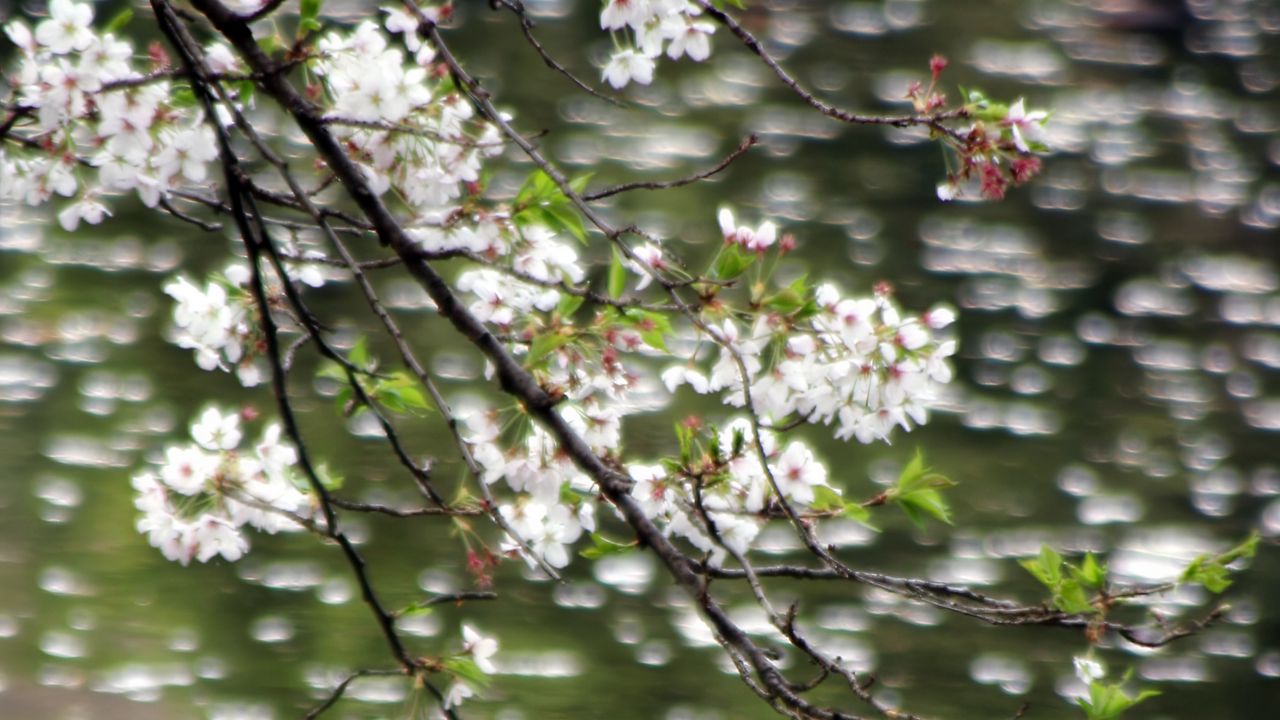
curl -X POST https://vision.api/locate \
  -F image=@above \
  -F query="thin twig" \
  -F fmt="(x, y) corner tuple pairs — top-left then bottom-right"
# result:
(583, 134), (758, 201)
(693, 0), (969, 142)
(492, 0), (625, 107)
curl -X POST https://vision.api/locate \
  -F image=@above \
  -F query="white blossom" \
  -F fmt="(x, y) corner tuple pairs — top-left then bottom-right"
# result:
(602, 48), (655, 89)
(462, 624), (499, 674)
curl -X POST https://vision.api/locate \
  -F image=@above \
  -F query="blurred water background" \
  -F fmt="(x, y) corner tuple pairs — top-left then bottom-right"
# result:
(1, 0), (1278, 718)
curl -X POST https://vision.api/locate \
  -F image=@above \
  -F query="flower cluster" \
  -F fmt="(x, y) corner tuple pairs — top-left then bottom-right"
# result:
(665, 223), (957, 445)
(132, 407), (313, 565)
(630, 419), (835, 565)
(900, 55), (1049, 201)
(933, 94), (1049, 202)
(164, 270), (265, 386)
(461, 409), (598, 570)
(599, 0), (716, 88)
(718, 206), (778, 253)
(312, 17), (503, 220)
(450, 222), (588, 323)
(1, 1), (221, 226)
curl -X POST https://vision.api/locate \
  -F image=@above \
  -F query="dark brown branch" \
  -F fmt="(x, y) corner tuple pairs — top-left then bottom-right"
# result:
(583, 134), (758, 201)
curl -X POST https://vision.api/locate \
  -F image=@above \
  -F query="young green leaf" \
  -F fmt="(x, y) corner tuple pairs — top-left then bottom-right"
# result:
(711, 244), (755, 281)
(580, 533), (635, 559)
(527, 331), (573, 366)
(442, 657), (492, 687)
(1078, 679), (1160, 720)
(608, 248), (627, 299)
(568, 173), (594, 195)
(556, 293), (584, 320)
(299, 0), (323, 32)
(1179, 531), (1260, 593)
(888, 450), (955, 528)
(1020, 544), (1065, 589)
(1069, 552), (1107, 589)
(104, 8), (134, 33)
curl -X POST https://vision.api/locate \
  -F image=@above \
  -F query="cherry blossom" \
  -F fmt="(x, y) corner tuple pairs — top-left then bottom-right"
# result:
(133, 407), (311, 565)
(718, 206), (778, 253)
(1004, 98), (1049, 153)
(462, 624), (499, 673)
(34, 0), (94, 55)
(603, 48), (656, 89)
(598, 0), (715, 87)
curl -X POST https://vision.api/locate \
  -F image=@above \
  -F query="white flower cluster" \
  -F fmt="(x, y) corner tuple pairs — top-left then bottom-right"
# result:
(451, 222), (588, 323)
(132, 407), (312, 565)
(663, 214), (958, 446)
(461, 409), (598, 570)
(164, 271), (265, 386)
(631, 419), (833, 565)
(0, 0), (221, 227)
(312, 17), (502, 220)
(600, 0), (716, 88)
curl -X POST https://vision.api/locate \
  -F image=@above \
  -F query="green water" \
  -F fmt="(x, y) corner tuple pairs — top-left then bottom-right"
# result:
(1, 1), (1278, 718)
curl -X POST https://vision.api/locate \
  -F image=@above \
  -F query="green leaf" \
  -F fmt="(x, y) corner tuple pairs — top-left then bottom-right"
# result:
(608, 248), (627, 299)
(1053, 578), (1093, 614)
(1069, 552), (1106, 589)
(842, 502), (877, 529)
(568, 173), (594, 195)
(545, 203), (588, 244)
(314, 462), (344, 491)
(621, 309), (672, 351)
(1020, 545), (1064, 589)
(516, 170), (563, 208)
(104, 8), (134, 33)
(527, 332), (573, 365)
(257, 34), (281, 55)
(375, 372), (431, 414)
(580, 533), (635, 559)
(300, 0), (323, 32)
(1079, 680), (1160, 720)
(810, 487), (880, 530)
(896, 487), (952, 528)
(675, 422), (693, 462)
(711, 244), (755, 281)
(809, 485), (844, 513)
(765, 288), (806, 313)
(169, 88), (198, 108)
(398, 603), (435, 618)
(1219, 531), (1260, 564)
(556, 294), (584, 319)
(349, 337), (370, 369)
(1180, 531), (1260, 593)
(442, 657), (492, 687)
(894, 450), (927, 491)
(889, 450), (954, 528)
(769, 276), (813, 313)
